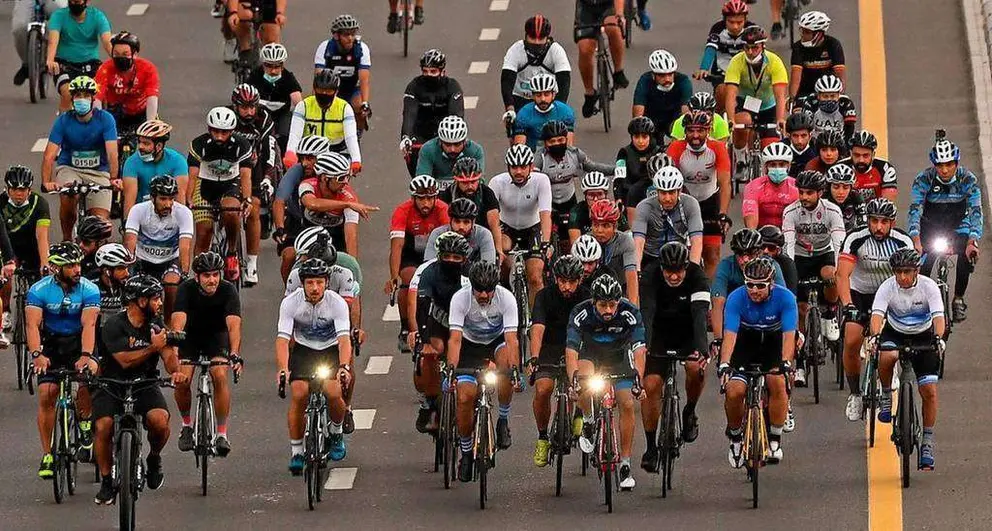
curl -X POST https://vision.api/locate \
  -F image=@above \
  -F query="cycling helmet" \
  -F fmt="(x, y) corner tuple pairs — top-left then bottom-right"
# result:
(260, 43), (288, 64)
(848, 130), (878, 151)
(68, 76), (98, 94)
(524, 14), (552, 39)
(529, 72), (558, 94)
(313, 70), (341, 91)
(647, 153), (674, 175)
(95, 243), (136, 268)
(409, 174), (439, 197)
(571, 234), (602, 262)
(762, 142), (794, 164)
(192, 251), (225, 273)
(786, 111), (815, 133)
(742, 255), (776, 282)
(135, 119), (172, 141)
(420, 48), (446, 70)
(688, 91), (717, 112)
(798, 11), (831, 32)
(296, 135), (332, 156)
(652, 166), (685, 192)
(730, 228), (763, 254)
(294, 226), (330, 255)
(308, 239), (338, 266)
(437, 115), (468, 143)
(453, 157), (482, 180)
(930, 139), (961, 165)
(505, 144), (534, 167)
(232, 83), (260, 106)
(581, 171), (610, 192)
(589, 199), (621, 223)
(123, 274), (163, 302)
(436, 231), (471, 257)
(468, 261), (500, 292)
(542, 120), (570, 140)
(864, 198), (897, 220)
(331, 14), (360, 33)
(627, 116), (656, 135)
(740, 26), (768, 45)
(722, 0), (750, 16)
(758, 225), (785, 248)
(658, 241), (690, 270)
(448, 197), (479, 220)
(553, 254), (584, 281)
(76, 215), (113, 242)
(796, 170), (826, 191)
(148, 175), (179, 197)
(48, 241), (85, 266)
(889, 248), (921, 270)
(314, 152), (351, 178)
(4, 165), (34, 189)
(297, 258), (331, 280)
(683, 110), (713, 129)
(814, 74), (843, 94)
(591, 274), (623, 301)
(110, 31), (140, 52)
(816, 129), (846, 150)
(826, 164), (856, 185)
(206, 106), (238, 131)
(648, 49), (678, 74)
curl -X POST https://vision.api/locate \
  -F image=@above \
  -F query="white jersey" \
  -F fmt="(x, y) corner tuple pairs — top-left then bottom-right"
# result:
(839, 228), (914, 294)
(277, 288), (351, 350)
(285, 264), (359, 299)
(781, 200), (846, 259)
(448, 285), (518, 344)
(871, 275), (944, 335)
(501, 40), (571, 100)
(409, 259), (470, 292)
(124, 201), (194, 264)
(488, 171), (553, 230)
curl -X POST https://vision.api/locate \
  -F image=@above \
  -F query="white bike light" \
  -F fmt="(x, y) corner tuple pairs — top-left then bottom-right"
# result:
(932, 237), (950, 254)
(588, 375), (606, 393)
(315, 365), (332, 380)
(483, 371), (499, 386)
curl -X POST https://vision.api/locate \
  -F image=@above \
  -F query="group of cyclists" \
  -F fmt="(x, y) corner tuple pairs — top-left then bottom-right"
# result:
(0, 0), (982, 513)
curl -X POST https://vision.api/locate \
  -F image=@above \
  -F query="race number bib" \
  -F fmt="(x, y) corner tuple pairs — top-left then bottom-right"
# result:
(71, 150), (100, 169)
(743, 95), (762, 114)
(143, 244), (175, 260)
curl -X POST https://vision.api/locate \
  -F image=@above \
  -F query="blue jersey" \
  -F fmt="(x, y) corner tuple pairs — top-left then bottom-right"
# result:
(566, 299), (646, 369)
(907, 166), (984, 241)
(122, 148), (189, 202)
(49, 110), (118, 172)
(632, 71), (693, 133)
(276, 164), (306, 220)
(723, 286), (798, 334)
(26, 275), (101, 336)
(513, 101), (575, 150)
(711, 255), (787, 298)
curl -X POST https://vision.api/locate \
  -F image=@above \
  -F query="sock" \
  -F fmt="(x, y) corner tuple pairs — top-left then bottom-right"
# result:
(769, 425), (783, 442)
(922, 427), (934, 446)
(880, 388), (892, 407)
(330, 421), (343, 435)
(847, 374), (861, 393)
(146, 453), (161, 466)
(645, 430), (657, 450)
(216, 424), (227, 437)
(247, 254), (258, 270)
(426, 396), (438, 409)
(538, 429), (548, 440)
(181, 413), (192, 427)
(621, 457), (631, 468)
(291, 439), (304, 456)
(460, 436), (473, 453)
(498, 404), (511, 420)
(418, 393), (429, 409)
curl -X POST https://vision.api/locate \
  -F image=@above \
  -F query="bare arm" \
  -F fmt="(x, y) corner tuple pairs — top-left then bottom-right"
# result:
(36, 224), (50, 265)
(743, 213), (758, 229)
(41, 143), (59, 186)
(228, 315), (242, 354)
(788, 66), (803, 100)
(26, 307), (43, 353)
(175, 175), (189, 205)
(539, 211), (552, 243)
(123, 232), (137, 255)
(689, 235), (703, 264)
(625, 270), (639, 305)
(106, 140), (119, 181)
(711, 297), (726, 341)
(344, 222), (358, 257)
(358, 70), (371, 107)
(178, 237), (192, 273)
(276, 337), (291, 373)
(123, 178), (138, 218)
(529, 323), (545, 363)
(80, 307), (98, 354)
(634, 235), (646, 271)
(836, 259), (854, 305)
(446, 330), (463, 368)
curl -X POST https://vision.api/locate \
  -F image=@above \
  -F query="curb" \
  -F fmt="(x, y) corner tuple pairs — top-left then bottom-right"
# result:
(963, 0), (992, 227)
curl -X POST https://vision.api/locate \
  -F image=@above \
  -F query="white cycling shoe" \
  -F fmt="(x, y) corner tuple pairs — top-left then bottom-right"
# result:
(845, 394), (863, 422)
(822, 316), (840, 341)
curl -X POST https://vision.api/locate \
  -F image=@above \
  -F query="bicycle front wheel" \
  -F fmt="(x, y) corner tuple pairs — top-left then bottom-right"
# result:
(52, 404), (66, 504)
(118, 431), (137, 531)
(660, 390), (677, 497)
(197, 394), (211, 496)
(402, 0), (411, 57)
(553, 393), (569, 497)
(602, 413), (614, 513)
(748, 408), (762, 508)
(598, 56), (612, 133)
(27, 29), (43, 104)
(866, 358), (878, 447)
(623, 0), (634, 48)
(898, 383), (914, 488)
(65, 406), (78, 496)
(441, 391), (454, 489)
(477, 410), (490, 510)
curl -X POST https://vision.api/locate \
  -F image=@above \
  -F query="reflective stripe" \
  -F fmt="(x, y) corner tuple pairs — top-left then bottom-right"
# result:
(301, 96), (347, 143)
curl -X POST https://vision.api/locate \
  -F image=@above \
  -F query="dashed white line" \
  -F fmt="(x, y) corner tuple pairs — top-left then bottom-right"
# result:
(351, 409), (376, 430)
(126, 3), (149, 16)
(489, 0), (510, 11)
(468, 61), (490, 75)
(464, 96), (479, 110)
(31, 138), (47, 153)
(365, 356), (393, 375)
(381, 304), (400, 322)
(324, 467), (358, 490)
(479, 28), (501, 41)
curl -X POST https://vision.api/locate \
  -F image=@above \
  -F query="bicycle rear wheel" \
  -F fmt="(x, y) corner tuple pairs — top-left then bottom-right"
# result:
(598, 54), (611, 133)
(52, 405), (66, 504)
(119, 431), (136, 531)
(27, 28), (43, 104)
(602, 413), (614, 513)
(660, 388), (677, 497)
(441, 391), (454, 489)
(198, 395), (211, 496)
(66, 407), (78, 496)
(810, 314), (822, 404)
(553, 392), (568, 496)
(898, 383), (914, 488)
(402, 0), (411, 58)
(623, 0), (634, 48)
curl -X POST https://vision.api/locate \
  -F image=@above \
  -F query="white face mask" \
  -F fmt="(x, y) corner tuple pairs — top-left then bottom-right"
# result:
(8, 197), (27, 208)
(747, 52), (764, 65)
(656, 82), (674, 92)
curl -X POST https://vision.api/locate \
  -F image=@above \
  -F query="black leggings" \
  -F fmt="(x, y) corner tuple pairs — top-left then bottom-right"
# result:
(920, 233), (973, 298)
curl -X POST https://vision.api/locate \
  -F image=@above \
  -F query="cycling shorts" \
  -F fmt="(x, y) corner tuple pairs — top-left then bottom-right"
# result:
(878, 325), (940, 384)
(847, 290), (875, 328)
(38, 334), (83, 385)
(736, 98), (779, 139)
(92, 384), (168, 420)
(289, 343), (340, 382)
(502, 222), (542, 259)
(698, 193), (723, 242)
(552, 196), (576, 242)
(54, 59), (101, 89)
(136, 258), (182, 285)
(192, 179), (241, 224)
(455, 338), (504, 383)
(795, 252), (835, 303)
(55, 166), (112, 211)
(237, 0), (278, 23)
(573, 1), (616, 42)
(179, 333), (230, 362)
(728, 327), (783, 383)
(277, 215), (303, 255)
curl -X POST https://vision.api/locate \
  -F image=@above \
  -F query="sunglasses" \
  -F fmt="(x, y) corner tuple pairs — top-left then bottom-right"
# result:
(745, 281), (770, 290)
(762, 244), (779, 252)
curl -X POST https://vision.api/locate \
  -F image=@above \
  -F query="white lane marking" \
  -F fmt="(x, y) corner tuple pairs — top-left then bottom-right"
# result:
(365, 356), (393, 375)
(962, 0), (992, 200)
(351, 409), (376, 430)
(468, 61), (490, 75)
(126, 3), (149, 16)
(464, 96), (479, 110)
(489, 0), (510, 11)
(382, 304), (400, 322)
(31, 138), (47, 153)
(479, 28), (501, 41)
(324, 467), (358, 490)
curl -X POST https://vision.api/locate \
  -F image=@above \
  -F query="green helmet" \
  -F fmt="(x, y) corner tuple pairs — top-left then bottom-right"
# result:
(67, 76), (98, 94)
(48, 241), (85, 266)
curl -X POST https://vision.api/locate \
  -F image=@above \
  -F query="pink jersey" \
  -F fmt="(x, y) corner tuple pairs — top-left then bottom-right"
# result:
(741, 176), (799, 228)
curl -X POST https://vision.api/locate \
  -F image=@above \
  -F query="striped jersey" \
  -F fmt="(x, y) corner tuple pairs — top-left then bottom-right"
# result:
(839, 227), (914, 294)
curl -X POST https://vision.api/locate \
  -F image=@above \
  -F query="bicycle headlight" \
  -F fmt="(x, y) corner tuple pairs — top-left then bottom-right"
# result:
(315, 365), (332, 380)
(932, 237), (949, 254)
(483, 371), (499, 386)
(588, 375), (606, 393)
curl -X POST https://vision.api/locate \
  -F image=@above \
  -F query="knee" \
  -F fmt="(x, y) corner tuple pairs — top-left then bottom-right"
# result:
(577, 40), (594, 55)
(534, 379), (553, 398)
(95, 417), (114, 435)
(146, 410), (170, 432)
(209, 366), (228, 385)
(919, 383), (937, 401)
(724, 383), (745, 403)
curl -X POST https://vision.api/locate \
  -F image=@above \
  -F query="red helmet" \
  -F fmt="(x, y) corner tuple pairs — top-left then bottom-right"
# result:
(590, 199), (621, 223)
(722, 0), (749, 16)
(231, 83), (260, 106)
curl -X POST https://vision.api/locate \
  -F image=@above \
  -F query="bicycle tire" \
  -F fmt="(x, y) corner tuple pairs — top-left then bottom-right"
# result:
(28, 29), (42, 104)
(810, 310), (821, 404)
(598, 55), (611, 133)
(66, 405), (78, 496)
(867, 358), (878, 447)
(53, 403), (66, 504)
(836, 335), (845, 389)
(624, 0), (634, 48)
(602, 412), (614, 513)
(553, 392), (568, 496)
(441, 391), (454, 489)
(198, 395), (211, 496)
(14, 336), (24, 390)
(305, 464), (316, 510)
(119, 431), (136, 531)
(581, 451), (588, 476)
(402, 0), (411, 58)
(749, 409), (762, 508)
(663, 384), (679, 496)
(899, 382), (914, 488)
(659, 392), (672, 497)
(477, 410), (490, 510)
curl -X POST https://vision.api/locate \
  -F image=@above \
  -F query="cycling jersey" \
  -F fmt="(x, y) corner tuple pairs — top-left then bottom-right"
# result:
(837, 157), (897, 201)
(826, 192), (866, 233)
(723, 50), (789, 112)
(26, 275), (101, 336)
(614, 142), (663, 200)
(49, 110), (117, 172)
(724, 285), (798, 333)
(448, 285), (518, 345)
(667, 139), (731, 202)
(440, 184), (500, 229)
(275, 164), (310, 221)
(489, 171), (553, 230)
(534, 145), (614, 204)
(96, 278), (124, 318)
(49, 6), (111, 63)
(287, 96), (361, 163)
(699, 19), (758, 80)
(124, 200), (194, 264)
(513, 101), (576, 150)
(785, 141), (817, 177)
(277, 289), (351, 350)
(794, 94), (857, 140)
(409, 258), (470, 292)
(415, 139), (486, 183)
(599, 231), (638, 275)
(772, 253), (800, 295)
(247, 66), (303, 122)
(500, 40), (572, 103)
(122, 148), (189, 202)
(298, 178), (360, 229)
(188, 134), (252, 182)
(871, 275), (944, 335)
(174, 278), (240, 352)
(569, 200), (631, 234)
(839, 227), (914, 294)
(632, 194), (704, 258)
(781, 199), (845, 258)
(0, 192), (49, 268)
(230, 106), (275, 165)
(401, 76), (465, 142)
(413, 261), (468, 327)
(639, 261), (710, 354)
(632, 71), (693, 135)
(670, 112), (731, 142)
(532, 283), (591, 363)
(424, 225), (497, 263)
(907, 166), (984, 241)
(741, 176), (799, 228)
(566, 298), (646, 369)
(284, 264), (358, 300)
(711, 255), (787, 298)
(789, 35), (845, 98)
(99, 312), (164, 379)
(94, 58), (160, 118)
(313, 38), (371, 99)
(389, 200), (450, 257)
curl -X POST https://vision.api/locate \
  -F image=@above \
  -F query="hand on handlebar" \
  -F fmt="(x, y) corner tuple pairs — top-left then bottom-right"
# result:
(42, 181), (60, 193)
(170, 371), (189, 386)
(692, 70), (709, 81)
(501, 109), (516, 125)
(400, 136), (414, 153)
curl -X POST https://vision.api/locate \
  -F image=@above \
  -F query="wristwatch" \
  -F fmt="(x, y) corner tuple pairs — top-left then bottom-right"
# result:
(31, 350), (42, 359)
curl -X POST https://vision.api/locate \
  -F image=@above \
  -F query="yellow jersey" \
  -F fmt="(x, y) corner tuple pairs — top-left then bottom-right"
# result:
(724, 51), (789, 111)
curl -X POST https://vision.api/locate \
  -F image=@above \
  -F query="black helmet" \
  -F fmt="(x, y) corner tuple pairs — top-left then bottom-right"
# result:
(689, 92), (717, 112)
(758, 225), (785, 248)
(683, 110), (712, 129)
(419, 48), (446, 70)
(815, 129), (846, 150)
(123, 274), (163, 303)
(452, 157), (482, 179)
(888, 248), (921, 270)
(436, 231), (471, 257)
(553, 254), (584, 281)
(469, 261), (500, 292)
(313, 70), (341, 91)
(524, 14), (552, 39)
(740, 25), (768, 45)
(148, 175), (178, 197)
(849, 130), (878, 151)
(4, 165), (33, 188)
(48, 241), (85, 266)
(627, 116), (656, 135)
(730, 228), (763, 255)
(795, 170), (826, 191)
(658, 242), (690, 270)
(742, 256), (776, 281)
(591, 274), (623, 301)
(298, 258), (331, 280)
(308, 239), (338, 266)
(448, 198), (479, 220)
(541, 120), (569, 141)
(192, 251), (225, 274)
(110, 31), (140, 53)
(786, 111), (815, 133)
(76, 215), (113, 242)
(864, 198), (897, 220)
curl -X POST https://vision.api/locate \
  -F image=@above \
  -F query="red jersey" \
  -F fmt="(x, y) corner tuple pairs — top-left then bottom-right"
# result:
(298, 178), (359, 229)
(390, 199), (450, 255)
(667, 139), (731, 202)
(838, 157), (897, 201)
(94, 57), (160, 117)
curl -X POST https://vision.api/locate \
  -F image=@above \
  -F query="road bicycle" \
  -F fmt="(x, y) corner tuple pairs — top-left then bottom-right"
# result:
(47, 182), (116, 240)
(623, 0), (636, 49)
(399, 0), (414, 57)
(577, 372), (637, 513)
(861, 338), (881, 447)
(575, 23), (622, 132)
(925, 235), (960, 378)
(528, 361), (576, 497)
(191, 204), (247, 290)
(451, 366), (501, 510)
(731, 122), (779, 195)
(649, 349), (695, 498)
(28, 368), (89, 503)
(889, 341), (938, 488)
(183, 355), (239, 496)
(798, 277), (829, 404)
(26, 0), (50, 104)
(733, 364), (772, 509)
(506, 248), (531, 371)
(232, 1), (262, 84)
(9, 270), (36, 391)
(439, 363), (457, 489)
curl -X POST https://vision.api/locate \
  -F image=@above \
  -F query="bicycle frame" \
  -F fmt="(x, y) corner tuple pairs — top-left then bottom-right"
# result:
(507, 249), (530, 369)
(652, 349), (691, 496)
(191, 204), (247, 289)
(12, 272), (32, 390)
(737, 365), (770, 508)
(798, 277), (826, 404)
(890, 344), (932, 488)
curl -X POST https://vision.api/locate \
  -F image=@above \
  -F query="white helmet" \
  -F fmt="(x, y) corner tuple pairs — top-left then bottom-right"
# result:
(294, 226), (330, 254)
(581, 171), (610, 192)
(409, 174), (440, 196)
(761, 142), (794, 164)
(798, 11), (831, 32)
(505, 144), (534, 167)
(297, 135), (332, 156)
(529, 72), (558, 94)
(648, 49), (678, 74)
(95, 243), (136, 268)
(571, 234), (602, 263)
(206, 106), (238, 131)
(814, 74), (843, 94)
(437, 115), (468, 143)
(652, 166), (685, 192)
(260, 43), (288, 64)
(314, 152), (351, 177)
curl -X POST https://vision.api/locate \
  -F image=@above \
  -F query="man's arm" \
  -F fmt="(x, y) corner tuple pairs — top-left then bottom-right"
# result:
(788, 66), (803, 100)
(80, 307), (98, 354)
(388, 237), (403, 284)
(446, 330), (463, 368)
(36, 222), (50, 265)
(123, 178), (138, 218)
(625, 270), (639, 305)
(26, 306), (43, 353)
(529, 323), (545, 364)
(106, 140), (119, 181)
(41, 143), (60, 188)
(178, 236), (192, 273)
(344, 221), (358, 257)
(276, 337), (291, 373)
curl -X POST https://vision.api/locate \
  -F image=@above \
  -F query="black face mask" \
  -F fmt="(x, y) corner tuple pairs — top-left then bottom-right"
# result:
(524, 42), (550, 63)
(818, 100), (839, 113)
(423, 75), (442, 90)
(314, 94), (334, 107)
(440, 260), (462, 278)
(113, 57), (133, 71)
(69, 2), (86, 15)
(547, 144), (567, 159)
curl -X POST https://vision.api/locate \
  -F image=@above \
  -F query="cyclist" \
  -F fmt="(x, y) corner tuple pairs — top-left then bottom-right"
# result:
(805, 129), (845, 173)
(512, 73), (575, 150)
(567, 274), (647, 491)
(440, 158), (503, 257)
(693, 0), (755, 114)
(632, 49), (692, 145)
(248, 43), (304, 153)
(794, 74), (857, 142)
(624, 152), (674, 224)
(711, 229), (788, 341)
(27, 242), (100, 478)
(386, 0), (425, 32)
(490, 145), (553, 306)
(670, 92), (732, 142)
(11, 0), (67, 87)
(588, 199), (638, 302)
(45, 0), (112, 112)
(124, 176), (194, 317)
(500, 15), (572, 115)
(718, 256), (797, 466)
(614, 116), (663, 203)
(639, 242), (710, 471)
(529, 255), (590, 467)
(416, 115), (486, 185)
(742, 142), (799, 229)
(76, 214), (112, 281)
(402, 49), (466, 177)
(0, 166), (49, 324)
(94, 31), (159, 135)
(386, 175), (449, 353)
(285, 71), (362, 171)
(92, 243), (132, 323)
(569, 171), (630, 246)
(783, 112), (817, 177)
(277, 258), (353, 474)
(314, 15), (372, 132)
(225, 0), (286, 66)
(92, 275), (187, 504)
(41, 75), (118, 238)
(171, 251), (243, 457)
(908, 135), (983, 322)
(789, 11), (846, 101)
(759, 224), (799, 294)
(574, 0), (628, 119)
(449, 261), (521, 481)
(425, 199), (497, 264)
(632, 166), (704, 272)
(666, 110), (733, 277)
(825, 164), (866, 233)
(122, 120), (189, 219)
(838, 130), (898, 202)
(299, 152), (362, 257)
(836, 198), (913, 420)
(572, 234), (612, 288)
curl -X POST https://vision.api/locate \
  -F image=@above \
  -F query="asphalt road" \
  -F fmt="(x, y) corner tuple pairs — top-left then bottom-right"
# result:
(0, 0), (989, 529)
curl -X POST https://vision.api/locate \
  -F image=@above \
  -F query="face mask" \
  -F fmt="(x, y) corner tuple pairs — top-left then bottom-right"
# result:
(688, 140), (707, 153)
(747, 53), (764, 65)
(800, 39), (816, 48)
(263, 73), (282, 84)
(547, 144), (567, 158)
(8, 197), (27, 208)
(314, 94), (334, 107)
(524, 42), (549, 63)
(73, 98), (92, 115)
(69, 3), (86, 15)
(113, 57), (133, 71)
(768, 167), (789, 183)
(535, 101), (553, 114)
(423, 75), (442, 89)
(818, 100), (839, 113)
(656, 82), (674, 92)
(139, 149), (156, 162)
(854, 162), (870, 173)
(440, 260), (461, 277)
